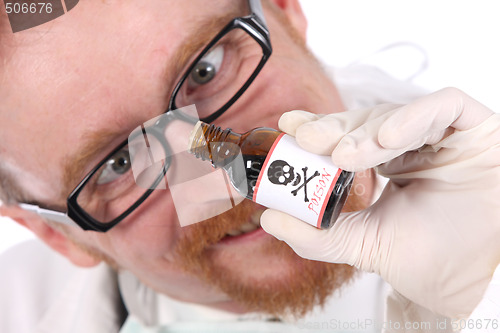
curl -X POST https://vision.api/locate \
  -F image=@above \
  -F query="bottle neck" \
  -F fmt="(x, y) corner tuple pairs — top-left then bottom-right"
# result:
(189, 121), (242, 168)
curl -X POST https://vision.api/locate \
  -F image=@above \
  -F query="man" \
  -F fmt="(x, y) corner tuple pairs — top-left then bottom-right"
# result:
(0, 0), (498, 332)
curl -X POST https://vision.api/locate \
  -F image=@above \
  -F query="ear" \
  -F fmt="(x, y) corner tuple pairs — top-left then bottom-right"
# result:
(0, 205), (101, 267)
(267, 0), (308, 40)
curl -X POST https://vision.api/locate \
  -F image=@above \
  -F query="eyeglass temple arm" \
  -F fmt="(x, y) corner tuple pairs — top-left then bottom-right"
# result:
(248, 0), (268, 28)
(19, 203), (78, 227)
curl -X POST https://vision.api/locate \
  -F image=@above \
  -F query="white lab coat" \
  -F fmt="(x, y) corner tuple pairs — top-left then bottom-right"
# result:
(3, 239), (485, 333)
(0, 239), (389, 333)
(0, 240), (127, 333)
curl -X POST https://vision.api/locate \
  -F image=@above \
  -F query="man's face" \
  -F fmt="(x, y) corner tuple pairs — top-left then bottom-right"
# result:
(0, 0), (372, 316)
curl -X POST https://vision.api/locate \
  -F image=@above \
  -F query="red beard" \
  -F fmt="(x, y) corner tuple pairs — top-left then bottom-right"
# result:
(173, 188), (366, 318)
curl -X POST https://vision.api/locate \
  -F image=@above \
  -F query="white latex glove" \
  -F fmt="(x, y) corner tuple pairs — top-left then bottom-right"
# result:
(261, 88), (500, 319)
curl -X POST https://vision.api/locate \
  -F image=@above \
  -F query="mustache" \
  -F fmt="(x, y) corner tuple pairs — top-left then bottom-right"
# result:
(175, 176), (366, 262)
(174, 199), (263, 263)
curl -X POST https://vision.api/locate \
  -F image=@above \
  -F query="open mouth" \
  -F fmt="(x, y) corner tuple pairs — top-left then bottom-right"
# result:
(225, 210), (262, 236)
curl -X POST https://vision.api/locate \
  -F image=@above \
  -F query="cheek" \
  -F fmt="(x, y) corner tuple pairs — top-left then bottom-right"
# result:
(92, 190), (182, 268)
(214, 63), (314, 131)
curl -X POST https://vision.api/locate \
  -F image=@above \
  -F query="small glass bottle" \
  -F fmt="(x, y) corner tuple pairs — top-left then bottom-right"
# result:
(188, 121), (354, 229)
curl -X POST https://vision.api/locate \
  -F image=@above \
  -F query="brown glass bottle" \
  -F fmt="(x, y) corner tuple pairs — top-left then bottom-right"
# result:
(189, 121), (354, 229)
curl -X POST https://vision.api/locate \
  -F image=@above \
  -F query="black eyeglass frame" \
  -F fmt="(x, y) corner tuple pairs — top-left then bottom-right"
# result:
(168, 0), (272, 124)
(58, 0), (272, 232)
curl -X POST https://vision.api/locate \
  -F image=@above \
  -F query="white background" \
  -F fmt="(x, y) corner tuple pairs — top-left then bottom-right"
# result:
(1, 0), (500, 255)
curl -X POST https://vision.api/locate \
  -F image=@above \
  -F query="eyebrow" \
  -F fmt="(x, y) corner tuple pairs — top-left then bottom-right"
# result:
(60, 6), (243, 200)
(164, 7), (243, 86)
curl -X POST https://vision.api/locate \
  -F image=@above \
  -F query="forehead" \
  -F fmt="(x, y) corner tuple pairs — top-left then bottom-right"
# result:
(0, 0), (239, 203)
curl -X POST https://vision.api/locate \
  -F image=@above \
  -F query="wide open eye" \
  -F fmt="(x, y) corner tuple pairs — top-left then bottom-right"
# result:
(96, 148), (131, 185)
(173, 27), (264, 120)
(187, 45), (224, 88)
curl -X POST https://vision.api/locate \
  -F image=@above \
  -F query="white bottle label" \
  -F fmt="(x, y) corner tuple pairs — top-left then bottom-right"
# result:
(253, 133), (342, 228)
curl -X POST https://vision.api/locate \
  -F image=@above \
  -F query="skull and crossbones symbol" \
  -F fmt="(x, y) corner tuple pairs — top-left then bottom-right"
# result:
(267, 160), (320, 202)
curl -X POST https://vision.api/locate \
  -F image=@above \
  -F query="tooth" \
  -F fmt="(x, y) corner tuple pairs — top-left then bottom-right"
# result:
(239, 222), (258, 233)
(250, 212), (262, 225)
(227, 229), (242, 236)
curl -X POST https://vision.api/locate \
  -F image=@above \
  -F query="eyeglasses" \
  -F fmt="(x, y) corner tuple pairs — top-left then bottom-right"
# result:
(20, 0), (272, 232)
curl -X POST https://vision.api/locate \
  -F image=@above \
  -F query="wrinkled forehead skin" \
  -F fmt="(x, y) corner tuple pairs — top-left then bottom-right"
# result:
(0, 0), (233, 204)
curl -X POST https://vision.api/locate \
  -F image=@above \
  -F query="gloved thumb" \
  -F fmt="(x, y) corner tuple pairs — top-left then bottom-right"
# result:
(260, 209), (322, 253)
(260, 208), (371, 265)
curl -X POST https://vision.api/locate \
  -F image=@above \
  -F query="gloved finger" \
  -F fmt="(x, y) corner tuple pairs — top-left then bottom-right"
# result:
(292, 104), (400, 156)
(329, 108), (428, 171)
(377, 113), (500, 179)
(330, 89), (495, 172)
(278, 110), (321, 137)
(330, 88), (494, 172)
(378, 87), (494, 150)
(260, 209), (328, 260)
(260, 208), (375, 266)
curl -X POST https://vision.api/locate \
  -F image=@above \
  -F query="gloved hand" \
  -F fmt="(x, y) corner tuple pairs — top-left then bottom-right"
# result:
(261, 88), (500, 319)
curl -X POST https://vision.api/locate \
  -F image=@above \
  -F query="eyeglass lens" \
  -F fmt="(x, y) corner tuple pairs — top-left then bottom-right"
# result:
(174, 27), (264, 120)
